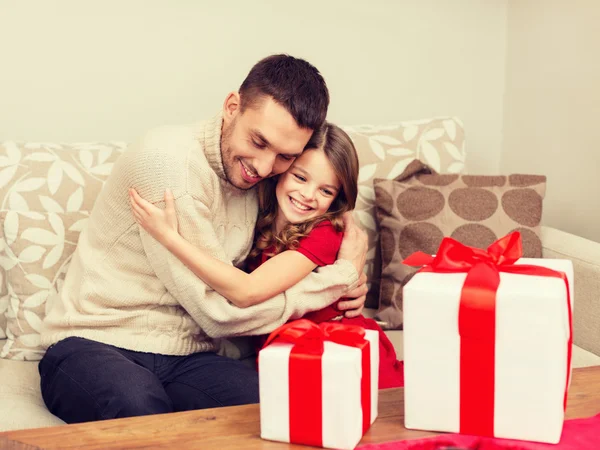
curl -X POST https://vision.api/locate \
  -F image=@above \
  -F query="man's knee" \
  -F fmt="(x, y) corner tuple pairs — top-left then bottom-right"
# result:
(101, 384), (173, 419)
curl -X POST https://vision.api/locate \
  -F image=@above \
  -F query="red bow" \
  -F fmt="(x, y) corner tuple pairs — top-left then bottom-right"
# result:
(404, 231), (573, 436)
(263, 319), (367, 352)
(403, 230), (523, 270)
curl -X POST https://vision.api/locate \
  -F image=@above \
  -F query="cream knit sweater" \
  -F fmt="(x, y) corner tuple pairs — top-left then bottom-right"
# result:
(40, 113), (359, 355)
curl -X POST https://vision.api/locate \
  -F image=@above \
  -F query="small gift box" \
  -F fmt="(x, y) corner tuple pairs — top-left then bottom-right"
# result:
(259, 319), (379, 450)
(402, 232), (574, 444)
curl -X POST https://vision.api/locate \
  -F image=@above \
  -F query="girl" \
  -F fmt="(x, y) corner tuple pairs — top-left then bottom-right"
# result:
(129, 123), (403, 388)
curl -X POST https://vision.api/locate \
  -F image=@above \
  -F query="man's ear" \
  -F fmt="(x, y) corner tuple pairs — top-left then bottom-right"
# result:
(222, 91), (241, 126)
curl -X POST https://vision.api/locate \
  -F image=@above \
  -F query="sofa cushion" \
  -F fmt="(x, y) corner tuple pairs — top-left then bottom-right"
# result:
(0, 358), (65, 431)
(343, 118), (466, 309)
(542, 226), (600, 357)
(0, 278), (6, 340)
(0, 211), (88, 360)
(373, 160), (546, 328)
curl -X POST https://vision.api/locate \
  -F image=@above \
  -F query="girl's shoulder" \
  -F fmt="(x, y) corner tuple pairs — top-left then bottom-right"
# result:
(306, 220), (344, 241)
(296, 220), (344, 266)
(311, 219), (342, 233)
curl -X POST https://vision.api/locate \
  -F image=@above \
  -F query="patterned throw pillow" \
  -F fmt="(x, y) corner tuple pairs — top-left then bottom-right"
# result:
(0, 141), (124, 358)
(373, 160), (546, 329)
(343, 118), (466, 309)
(0, 141), (124, 212)
(0, 273), (5, 340)
(0, 211), (88, 359)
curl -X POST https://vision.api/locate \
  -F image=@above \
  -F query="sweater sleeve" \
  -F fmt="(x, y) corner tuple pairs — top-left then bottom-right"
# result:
(139, 193), (359, 338)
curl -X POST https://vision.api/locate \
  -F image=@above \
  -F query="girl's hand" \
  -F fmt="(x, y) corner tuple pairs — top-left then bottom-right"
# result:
(129, 188), (179, 245)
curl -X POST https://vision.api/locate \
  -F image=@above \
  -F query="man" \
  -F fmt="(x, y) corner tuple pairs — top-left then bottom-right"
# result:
(39, 54), (368, 423)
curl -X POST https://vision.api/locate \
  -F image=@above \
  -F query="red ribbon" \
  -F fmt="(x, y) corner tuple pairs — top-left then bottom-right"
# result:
(262, 319), (372, 447)
(403, 231), (573, 437)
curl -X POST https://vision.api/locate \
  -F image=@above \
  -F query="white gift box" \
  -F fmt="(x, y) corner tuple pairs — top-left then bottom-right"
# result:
(404, 257), (574, 444)
(259, 328), (379, 450)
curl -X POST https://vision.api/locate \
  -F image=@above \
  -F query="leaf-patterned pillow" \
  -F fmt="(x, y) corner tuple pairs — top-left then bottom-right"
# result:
(0, 267), (6, 340)
(0, 211), (88, 360)
(0, 141), (125, 213)
(0, 140), (124, 346)
(343, 118), (466, 311)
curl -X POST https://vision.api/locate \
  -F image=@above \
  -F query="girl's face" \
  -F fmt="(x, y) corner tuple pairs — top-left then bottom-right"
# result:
(274, 149), (341, 230)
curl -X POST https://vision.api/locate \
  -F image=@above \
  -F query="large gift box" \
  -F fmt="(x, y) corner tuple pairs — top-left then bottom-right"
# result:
(402, 232), (573, 444)
(259, 319), (379, 450)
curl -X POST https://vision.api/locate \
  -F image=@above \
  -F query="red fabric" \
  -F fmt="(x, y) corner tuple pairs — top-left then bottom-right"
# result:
(246, 220), (342, 271)
(339, 315), (404, 389)
(251, 221), (404, 389)
(356, 413), (600, 450)
(301, 303), (343, 323)
(295, 221), (343, 266)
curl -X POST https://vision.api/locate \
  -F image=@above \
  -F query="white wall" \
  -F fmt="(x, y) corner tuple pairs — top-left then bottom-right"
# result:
(502, 0), (600, 242)
(0, 1), (508, 175)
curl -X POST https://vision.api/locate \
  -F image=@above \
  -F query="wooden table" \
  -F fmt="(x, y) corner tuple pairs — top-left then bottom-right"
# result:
(1, 366), (599, 450)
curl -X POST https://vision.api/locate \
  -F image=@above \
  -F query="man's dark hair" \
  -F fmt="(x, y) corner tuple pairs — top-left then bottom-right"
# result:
(239, 54), (330, 132)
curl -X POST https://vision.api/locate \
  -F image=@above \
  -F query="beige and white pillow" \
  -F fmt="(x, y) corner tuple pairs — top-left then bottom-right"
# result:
(373, 160), (546, 329)
(0, 141), (125, 213)
(0, 140), (123, 357)
(0, 211), (88, 360)
(0, 271), (6, 340)
(343, 118), (466, 308)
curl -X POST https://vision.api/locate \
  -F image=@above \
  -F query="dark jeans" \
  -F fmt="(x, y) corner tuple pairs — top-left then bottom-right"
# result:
(39, 337), (259, 424)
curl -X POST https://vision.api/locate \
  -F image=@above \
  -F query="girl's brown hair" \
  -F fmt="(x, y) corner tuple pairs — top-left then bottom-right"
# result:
(249, 122), (359, 259)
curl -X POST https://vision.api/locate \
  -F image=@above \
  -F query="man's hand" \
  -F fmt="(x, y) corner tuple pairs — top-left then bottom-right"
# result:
(336, 212), (369, 318)
(337, 273), (368, 318)
(337, 212), (368, 274)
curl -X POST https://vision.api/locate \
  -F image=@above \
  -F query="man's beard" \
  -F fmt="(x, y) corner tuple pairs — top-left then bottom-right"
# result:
(220, 118), (254, 191)
(220, 118), (237, 187)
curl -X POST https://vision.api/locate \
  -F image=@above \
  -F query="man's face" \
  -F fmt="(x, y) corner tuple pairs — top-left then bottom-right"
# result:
(220, 95), (313, 190)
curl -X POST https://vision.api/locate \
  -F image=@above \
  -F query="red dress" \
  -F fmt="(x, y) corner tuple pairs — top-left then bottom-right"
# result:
(249, 221), (404, 388)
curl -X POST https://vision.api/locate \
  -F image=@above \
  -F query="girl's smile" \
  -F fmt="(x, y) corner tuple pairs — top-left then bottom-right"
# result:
(274, 149), (341, 232)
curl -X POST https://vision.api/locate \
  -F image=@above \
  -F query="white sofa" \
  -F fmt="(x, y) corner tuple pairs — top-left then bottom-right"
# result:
(1, 117), (599, 432)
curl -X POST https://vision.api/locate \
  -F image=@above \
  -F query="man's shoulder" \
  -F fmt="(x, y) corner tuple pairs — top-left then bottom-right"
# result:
(121, 120), (222, 202)
(138, 123), (201, 154)
(125, 122), (211, 174)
